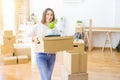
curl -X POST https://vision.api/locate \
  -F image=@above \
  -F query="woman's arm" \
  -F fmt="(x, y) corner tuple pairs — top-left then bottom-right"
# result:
(32, 24), (42, 43)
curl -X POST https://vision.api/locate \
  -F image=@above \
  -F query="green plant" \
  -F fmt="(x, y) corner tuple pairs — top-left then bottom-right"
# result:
(76, 20), (82, 23)
(48, 19), (57, 29)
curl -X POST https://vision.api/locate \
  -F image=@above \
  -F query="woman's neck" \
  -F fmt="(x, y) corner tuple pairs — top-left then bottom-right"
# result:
(44, 22), (49, 26)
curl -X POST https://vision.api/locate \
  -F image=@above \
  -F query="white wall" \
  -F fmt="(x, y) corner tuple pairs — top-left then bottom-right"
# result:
(30, 0), (120, 48)
(113, 0), (120, 48)
(115, 0), (120, 27)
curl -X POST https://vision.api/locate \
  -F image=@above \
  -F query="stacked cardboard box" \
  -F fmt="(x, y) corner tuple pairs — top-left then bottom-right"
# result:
(75, 27), (83, 34)
(56, 39), (84, 65)
(60, 39), (88, 80)
(13, 44), (31, 63)
(61, 65), (88, 80)
(56, 51), (64, 65)
(68, 40), (84, 53)
(3, 54), (29, 65)
(14, 47), (31, 60)
(4, 56), (17, 65)
(0, 30), (16, 65)
(64, 52), (87, 74)
(17, 55), (28, 64)
(0, 30), (29, 65)
(0, 30), (15, 56)
(61, 51), (88, 80)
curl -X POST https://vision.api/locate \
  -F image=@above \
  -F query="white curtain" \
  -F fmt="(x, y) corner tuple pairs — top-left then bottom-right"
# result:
(0, 0), (3, 30)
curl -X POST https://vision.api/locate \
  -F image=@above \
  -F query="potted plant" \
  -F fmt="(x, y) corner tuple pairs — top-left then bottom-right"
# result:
(76, 20), (83, 27)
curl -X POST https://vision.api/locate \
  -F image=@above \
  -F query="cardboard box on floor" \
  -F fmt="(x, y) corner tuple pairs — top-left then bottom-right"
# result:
(4, 56), (17, 65)
(61, 65), (88, 80)
(14, 48), (31, 59)
(17, 55), (29, 64)
(35, 36), (73, 53)
(64, 52), (87, 74)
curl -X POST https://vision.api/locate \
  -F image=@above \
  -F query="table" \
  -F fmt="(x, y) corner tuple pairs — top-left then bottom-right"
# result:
(84, 27), (120, 53)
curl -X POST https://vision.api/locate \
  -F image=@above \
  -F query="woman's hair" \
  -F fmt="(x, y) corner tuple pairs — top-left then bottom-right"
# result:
(41, 8), (55, 24)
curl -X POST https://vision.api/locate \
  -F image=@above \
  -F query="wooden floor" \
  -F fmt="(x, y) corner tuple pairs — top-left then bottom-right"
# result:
(0, 49), (120, 80)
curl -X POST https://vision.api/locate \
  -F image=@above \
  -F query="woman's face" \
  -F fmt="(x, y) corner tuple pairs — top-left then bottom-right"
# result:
(45, 10), (53, 23)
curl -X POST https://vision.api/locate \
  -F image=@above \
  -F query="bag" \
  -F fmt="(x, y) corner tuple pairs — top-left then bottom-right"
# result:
(116, 40), (120, 52)
(74, 32), (82, 40)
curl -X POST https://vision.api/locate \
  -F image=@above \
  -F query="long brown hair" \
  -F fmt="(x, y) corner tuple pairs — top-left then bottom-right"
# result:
(41, 8), (55, 24)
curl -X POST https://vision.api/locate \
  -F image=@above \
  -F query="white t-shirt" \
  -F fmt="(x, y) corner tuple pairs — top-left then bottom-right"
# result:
(32, 23), (59, 37)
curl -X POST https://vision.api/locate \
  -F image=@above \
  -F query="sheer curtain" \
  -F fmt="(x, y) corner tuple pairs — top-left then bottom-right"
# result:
(0, 0), (3, 30)
(14, 0), (30, 35)
(1, 0), (15, 35)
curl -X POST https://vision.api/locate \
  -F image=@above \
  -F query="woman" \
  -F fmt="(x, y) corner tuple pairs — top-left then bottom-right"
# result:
(32, 8), (59, 80)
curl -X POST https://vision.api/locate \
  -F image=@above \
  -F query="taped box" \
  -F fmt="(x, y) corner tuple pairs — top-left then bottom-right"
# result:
(61, 65), (88, 80)
(35, 36), (73, 53)
(14, 48), (31, 59)
(64, 52), (87, 74)
(4, 56), (17, 65)
(17, 55), (29, 64)
(4, 30), (13, 37)
(68, 40), (84, 54)
(3, 36), (16, 44)
(0, 44), (14, 56)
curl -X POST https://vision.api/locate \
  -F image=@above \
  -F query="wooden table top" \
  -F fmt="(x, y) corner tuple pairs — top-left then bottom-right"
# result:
(84, 27), (120, 32)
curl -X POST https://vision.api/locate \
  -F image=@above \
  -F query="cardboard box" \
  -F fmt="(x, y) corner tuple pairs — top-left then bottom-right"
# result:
(56, 51), (64, 64)
(61, 66), (88, 80)
(17, 55), (29, 64)
(4, 30), (13, 37)
(3, 36), (16, 44)
(14, 48), (31, 59)
(64, 52), (87, 74)
(4, 56), (17, 65)
(75, 27), (83, 33)
(0, 44), (14, 56)
(68, 40), (84, 54)
(35, 36), (73, 53)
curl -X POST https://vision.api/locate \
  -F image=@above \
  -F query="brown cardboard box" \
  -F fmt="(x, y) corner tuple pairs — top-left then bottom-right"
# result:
(56, 51), (64, 64)
(64, 52), (87, 74)
(0, 44), (14, 56)
(4, 56), (17, 65)
(61, 65), (88, 80)
(4, 30), (13, 37)
(75, 27), (83, 33)
(14, 48), (31, 59)
(68, 40), (84, 54)
(3, 36), (16, 44)
(17, 55), (29, 64)
(35, 36), (73, 53)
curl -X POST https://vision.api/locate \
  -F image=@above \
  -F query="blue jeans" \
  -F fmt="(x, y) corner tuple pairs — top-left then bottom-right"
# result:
(36, 52), (56, 80)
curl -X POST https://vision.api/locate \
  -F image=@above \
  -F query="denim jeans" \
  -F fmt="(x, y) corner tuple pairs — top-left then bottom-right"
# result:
(36, 52), (56, 80)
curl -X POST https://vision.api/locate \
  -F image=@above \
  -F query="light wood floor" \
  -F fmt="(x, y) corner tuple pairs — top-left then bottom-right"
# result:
(0, 49), (120, 80)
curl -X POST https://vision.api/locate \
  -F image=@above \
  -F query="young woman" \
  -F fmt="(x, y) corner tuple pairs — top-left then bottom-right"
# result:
(32, 8), (59, 80)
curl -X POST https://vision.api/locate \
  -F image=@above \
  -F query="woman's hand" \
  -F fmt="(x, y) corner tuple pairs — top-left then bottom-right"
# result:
(32, 37), (40, 44)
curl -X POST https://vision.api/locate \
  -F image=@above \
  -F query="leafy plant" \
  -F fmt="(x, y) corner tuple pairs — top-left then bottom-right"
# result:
(48, 19), (57, 29)
(76, 20), (82, 23)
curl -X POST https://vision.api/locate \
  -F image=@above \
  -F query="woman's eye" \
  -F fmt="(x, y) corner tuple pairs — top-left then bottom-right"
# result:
(50, 14), (53, 16)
